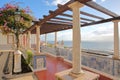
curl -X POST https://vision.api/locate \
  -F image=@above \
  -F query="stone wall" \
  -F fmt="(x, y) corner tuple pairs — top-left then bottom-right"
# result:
(0, 32), (7, 45)
(0, 32), (15, 45)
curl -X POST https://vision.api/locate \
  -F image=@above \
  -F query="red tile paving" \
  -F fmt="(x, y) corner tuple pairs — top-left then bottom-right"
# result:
(35, 55), (71, 80)
(35, 55), (112, 80)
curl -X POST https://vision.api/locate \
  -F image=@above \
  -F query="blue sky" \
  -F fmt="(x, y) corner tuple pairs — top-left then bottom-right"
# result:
(0, 0), (120, 42)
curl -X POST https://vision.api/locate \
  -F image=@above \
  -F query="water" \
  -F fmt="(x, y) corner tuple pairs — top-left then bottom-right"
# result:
(48, 41), (114, 52)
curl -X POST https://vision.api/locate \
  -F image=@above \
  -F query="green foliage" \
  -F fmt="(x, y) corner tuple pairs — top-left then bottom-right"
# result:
(64, 46), (67, 48)
(26, 50), (33, 65)
(47, 43), (53, 47)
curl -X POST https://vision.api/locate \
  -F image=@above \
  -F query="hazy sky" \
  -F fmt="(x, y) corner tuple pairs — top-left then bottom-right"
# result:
(0, 0), (120, 42)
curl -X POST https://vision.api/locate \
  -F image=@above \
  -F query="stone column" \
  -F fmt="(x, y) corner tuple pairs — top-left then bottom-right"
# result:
(19, 34), (22, 47)
(20, 35), (22, 47)
(28, 31), (31, 49)
(24, 34), (26, 48)
(21, 34), (23, 48)
(21, 35), (23, 48)
(68, 2), (84, 74)
(22, 34), (25, 48)
(45, 34), (47, 46)
(33, 25), (46, 71)
(113, 20), (120, 59)
(25, 34), (27, 49)
(36, 25), (40, 54)
(55, 32), (57, 47)
(14, 50), (22, 73)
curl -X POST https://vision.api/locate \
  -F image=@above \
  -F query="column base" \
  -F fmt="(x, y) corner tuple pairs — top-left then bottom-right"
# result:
(69, 70), (84, 78)
(55, 69), (99, 80)
(113, 56), (120, 60)
(14, 50), (22, 73)
(14, 68), (21, 73)
(33, 54), (47, 71)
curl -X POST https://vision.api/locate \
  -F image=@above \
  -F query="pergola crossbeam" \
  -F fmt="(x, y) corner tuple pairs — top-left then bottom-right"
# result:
(47, 20), (72, 25)
(23, 0), (120, 35)
(86, 1), (119, 17)
(80, 11), (104, 19)
(82, 16), (120, 26)
(58, 4), (104, 20)
(59, 13), (95, 22)
(53, 17), (72, 21)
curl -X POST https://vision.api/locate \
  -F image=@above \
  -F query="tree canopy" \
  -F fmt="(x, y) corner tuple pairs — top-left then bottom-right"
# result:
(0, 2), (33, 34)
(0, 2), (33, 49)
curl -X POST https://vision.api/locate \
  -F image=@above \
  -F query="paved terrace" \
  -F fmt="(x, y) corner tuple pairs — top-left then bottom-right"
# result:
(0, 45), (14, 79)
(35, 54), (112, 80)
(0, 52), (9, 80)
(0, 45), (37, 80)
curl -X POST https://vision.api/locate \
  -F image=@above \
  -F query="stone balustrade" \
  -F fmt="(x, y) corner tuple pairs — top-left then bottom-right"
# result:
(41, 46), (120, 78)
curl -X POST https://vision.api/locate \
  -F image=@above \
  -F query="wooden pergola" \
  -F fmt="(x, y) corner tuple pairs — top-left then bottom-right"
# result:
(22, 0), (120, 78)
(24, 0), (120, 34)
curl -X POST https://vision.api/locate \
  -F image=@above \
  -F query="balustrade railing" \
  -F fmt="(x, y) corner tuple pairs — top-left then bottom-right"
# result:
(41, 46), (120, 78)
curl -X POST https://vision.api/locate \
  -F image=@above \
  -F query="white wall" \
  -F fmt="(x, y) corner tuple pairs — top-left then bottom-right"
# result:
(31, 34), (36, 44)
(0, 32), (7, 45)
(0, 32), (15, 45)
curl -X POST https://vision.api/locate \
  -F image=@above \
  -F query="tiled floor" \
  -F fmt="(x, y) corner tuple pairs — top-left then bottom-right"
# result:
(0, 52), (9, 80)
(10, 75), (34, 80)
(35, 55), (112, 80)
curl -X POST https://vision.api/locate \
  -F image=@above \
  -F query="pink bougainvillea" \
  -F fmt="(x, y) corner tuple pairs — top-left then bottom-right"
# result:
(0, 2), (33, 49)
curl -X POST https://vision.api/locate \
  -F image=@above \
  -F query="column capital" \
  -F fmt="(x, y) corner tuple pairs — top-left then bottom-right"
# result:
(28, 31), (31, 33)
(68, 1), (84, 9)
(35, 24), (40, 28)
(112, 20), (120, 23)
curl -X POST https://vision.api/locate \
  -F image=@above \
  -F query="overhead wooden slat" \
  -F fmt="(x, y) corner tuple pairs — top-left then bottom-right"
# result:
(49, 19), (88, 24)
(58, 4), (104, 19)
(80, 11), (104, 19)
(48, 19), (72, 24)
(41, 27), (72, 34)
(60, 13), (72, 18)
(38, 0), (73, 25)
(31, 22), (72, 34)
(81, 21), (88, 24)
(38, 0), (91, 26)
(40, 23), (72, 34)
(59, 13), (94, 22)
(85, 1), (119, 17)
(53, 16), (94, 22)
(82, 16), (120, 27)
(53, 17), (72, 21)
(81, 17), (95, 22)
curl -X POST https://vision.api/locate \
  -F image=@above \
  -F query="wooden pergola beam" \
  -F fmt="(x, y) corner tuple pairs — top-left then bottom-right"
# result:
(82, 16), (120, 26)
(37, 0), (91, 25)
(23, 0), (120, 35)
(85, 1), (119, 17)
(49, 19), (87, 24)
(80, 11), (104, 19)
(58, 4), (104, 19)
(41, 23), (72, 34)
(59, 13), (95, 22)
(60, 13), (72, 17)
(81, 17), (95, 22)
(30, 16), (120, 34)
(48, 20), (72, 24)
(52, 17), (72, 21)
